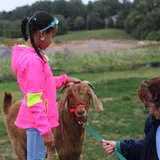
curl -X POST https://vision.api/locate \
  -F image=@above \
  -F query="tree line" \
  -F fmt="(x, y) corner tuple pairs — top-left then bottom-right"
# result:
(0, 0), (159, 40)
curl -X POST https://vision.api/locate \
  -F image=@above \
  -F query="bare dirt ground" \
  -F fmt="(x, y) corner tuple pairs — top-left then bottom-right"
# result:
(0, 39), (140, 57)
(46, 39), (139, 54)
(0, 44), (11, 57)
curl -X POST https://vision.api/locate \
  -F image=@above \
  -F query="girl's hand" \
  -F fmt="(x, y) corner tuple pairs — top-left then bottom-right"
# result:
(67, 77), (81, 84)
(43, 132), (54, 147)
(102, 140), (116, 155)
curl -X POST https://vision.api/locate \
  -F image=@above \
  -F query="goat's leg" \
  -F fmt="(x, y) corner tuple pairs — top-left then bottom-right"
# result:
(11, 138), (27, 160)
(47, 146), (57, 160)
(80, 154), (82, 160)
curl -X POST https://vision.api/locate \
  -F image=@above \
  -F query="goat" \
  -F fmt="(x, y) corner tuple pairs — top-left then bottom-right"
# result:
(3, 81), (103, 160)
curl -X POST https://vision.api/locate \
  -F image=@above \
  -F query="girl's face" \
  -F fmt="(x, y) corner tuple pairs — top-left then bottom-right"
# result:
(39, 26), (58, 50)
(145, 102), (160, 120)
(153, 108), (160, 120)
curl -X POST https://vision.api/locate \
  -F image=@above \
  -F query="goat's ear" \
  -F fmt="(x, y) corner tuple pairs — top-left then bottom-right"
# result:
(58, 91), (68, 112)
(89, 89), (103, 111)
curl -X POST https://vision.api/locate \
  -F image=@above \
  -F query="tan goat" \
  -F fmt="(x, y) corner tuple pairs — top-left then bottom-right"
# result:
(3, 81), (103, 160)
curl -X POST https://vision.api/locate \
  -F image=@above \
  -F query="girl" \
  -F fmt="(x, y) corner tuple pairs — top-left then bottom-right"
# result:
(102, 77), (160, 160)
(11, 11), (80, 160)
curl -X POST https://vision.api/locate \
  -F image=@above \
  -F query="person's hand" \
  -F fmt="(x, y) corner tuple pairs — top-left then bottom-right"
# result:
(43, 132), (54, 146)
(67, 77), (81, 84)
(102, 140), (116, 155)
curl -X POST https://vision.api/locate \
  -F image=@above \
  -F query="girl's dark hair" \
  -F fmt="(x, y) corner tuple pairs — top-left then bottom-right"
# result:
(21, 17), (28, 41)
(21, 11), (56, 61)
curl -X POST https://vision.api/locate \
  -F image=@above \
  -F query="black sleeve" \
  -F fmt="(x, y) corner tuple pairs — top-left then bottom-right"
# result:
(119, 115), (153, 160)
(120, 138), (146, 160)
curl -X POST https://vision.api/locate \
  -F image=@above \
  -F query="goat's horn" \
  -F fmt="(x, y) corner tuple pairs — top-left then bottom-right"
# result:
(60, 82), (74, 93)
(82, 80), (95, 89)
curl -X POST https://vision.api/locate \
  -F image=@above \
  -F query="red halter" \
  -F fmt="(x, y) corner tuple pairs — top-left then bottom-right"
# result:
(70, 104), (89, 120)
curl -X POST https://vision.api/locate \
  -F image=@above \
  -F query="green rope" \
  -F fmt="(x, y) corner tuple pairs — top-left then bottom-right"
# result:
(84, 124), (126, 160)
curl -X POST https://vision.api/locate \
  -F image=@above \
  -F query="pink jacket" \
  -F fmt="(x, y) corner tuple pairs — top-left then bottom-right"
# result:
(11, 45), (68, 136)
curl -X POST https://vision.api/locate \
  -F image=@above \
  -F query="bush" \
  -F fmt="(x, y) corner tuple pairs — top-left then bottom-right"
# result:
(147, 31), (160, 41)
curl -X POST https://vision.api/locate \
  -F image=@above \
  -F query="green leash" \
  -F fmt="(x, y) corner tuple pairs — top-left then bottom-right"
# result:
(83, 124), (126, 160)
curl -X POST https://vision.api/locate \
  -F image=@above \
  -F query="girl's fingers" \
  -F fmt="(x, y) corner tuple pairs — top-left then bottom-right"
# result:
(102, 144), (114, 154)
(105, 147), (114, 154)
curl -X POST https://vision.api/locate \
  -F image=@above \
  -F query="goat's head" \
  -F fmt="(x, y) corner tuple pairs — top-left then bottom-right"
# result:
(58, 81), (103, 124)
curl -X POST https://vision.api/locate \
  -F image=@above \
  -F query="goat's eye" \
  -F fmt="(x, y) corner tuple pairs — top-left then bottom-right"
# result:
(68, 92), (72, 97)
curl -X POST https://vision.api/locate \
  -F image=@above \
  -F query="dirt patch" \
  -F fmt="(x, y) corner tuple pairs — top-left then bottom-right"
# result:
(101, 97), (113, 102)
(0, 44), (11, 57)
(46, 40), (139, 54)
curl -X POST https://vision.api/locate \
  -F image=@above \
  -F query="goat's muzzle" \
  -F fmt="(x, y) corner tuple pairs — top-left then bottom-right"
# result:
(70, 104), (88, 123)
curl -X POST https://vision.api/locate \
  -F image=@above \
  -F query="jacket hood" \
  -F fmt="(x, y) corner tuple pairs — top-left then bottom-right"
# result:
(11, 45), (35, 73)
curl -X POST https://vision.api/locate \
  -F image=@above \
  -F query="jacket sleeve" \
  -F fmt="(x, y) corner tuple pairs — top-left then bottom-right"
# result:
(53, 74), (68, 89)
(25, 57), (51, 136)
(118, 138), (146, 160)
(117, 116), (152, 160)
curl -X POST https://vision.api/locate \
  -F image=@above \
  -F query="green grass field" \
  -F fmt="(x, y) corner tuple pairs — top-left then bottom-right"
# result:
(1, 68), (158, 160)
(0, 29), (159, 159)
(1, 46), (160, 82)
(54, 29), (133, 41)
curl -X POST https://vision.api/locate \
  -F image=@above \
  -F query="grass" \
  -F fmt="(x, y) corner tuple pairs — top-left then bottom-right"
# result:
(0, 29), (159, 159)
(1, 46), (160, 82)
(0, 67), (158, 159)
(54, 29), (133, 41)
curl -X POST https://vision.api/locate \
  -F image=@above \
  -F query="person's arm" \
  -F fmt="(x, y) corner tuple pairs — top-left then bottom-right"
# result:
(53, 74), (81, 89)
(119, 139), (145, 159)
(120, 115), (155, 159)
(53, 74), (68, 89)
(102, 139), (145, 160)
(25, 57), (51, 136)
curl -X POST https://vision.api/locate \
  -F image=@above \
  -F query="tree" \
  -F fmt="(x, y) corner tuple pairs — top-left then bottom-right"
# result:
(108, 17), (114, 28)
(124, 0), (148, 34)
(0, 20), (21, 38)
(115, 2), (133, 29)
(134, 8), (160, 40)
(54, 15), (68, 35)
(66, 0), (86, 19)
(94, 0), (122, 19)
(74, 16), (85, 30)
(52, 0), (68, 18)
(65, 16), (73, 30)
(86, 12), (105, 30)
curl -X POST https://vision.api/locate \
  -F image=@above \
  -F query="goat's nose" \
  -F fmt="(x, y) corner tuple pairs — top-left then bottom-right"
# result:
(77, 110), (85, 116)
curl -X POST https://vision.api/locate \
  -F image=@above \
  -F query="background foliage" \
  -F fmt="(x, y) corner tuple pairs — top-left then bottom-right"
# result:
(0, 0), (159, 40)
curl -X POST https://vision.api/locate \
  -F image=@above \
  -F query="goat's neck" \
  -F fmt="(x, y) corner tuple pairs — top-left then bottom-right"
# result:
(59, 111), (85, 134)
(55, 110), (86, 156)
